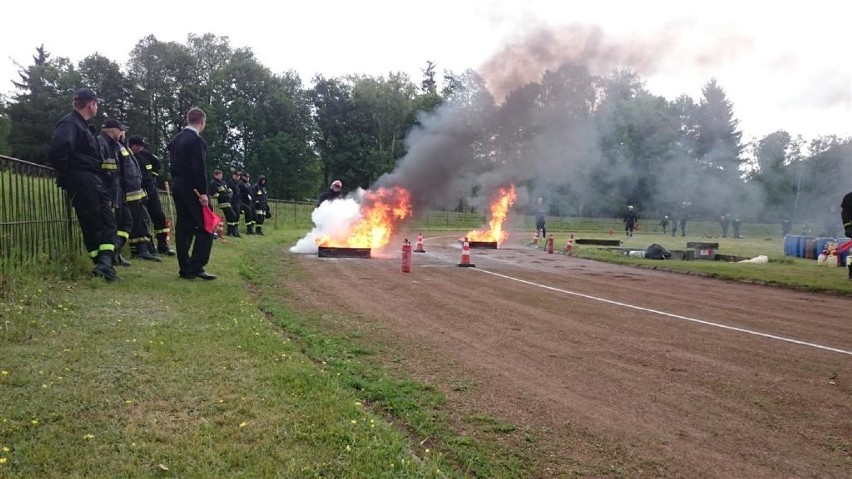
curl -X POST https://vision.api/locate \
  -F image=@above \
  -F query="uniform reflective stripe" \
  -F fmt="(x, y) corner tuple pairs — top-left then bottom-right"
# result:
(101, 159), (118, 170)
(218, 202), (231, 209)
(99, 243), (116, 252)
(89, 250), (99, 258)
(126, 190), (146, 201)
(129, 237), (149, 244)
(154, 228), (170, 234)
(255, 210), (265, 215)
(117, 230), (130, 239)
(257, 191), (263, 195)
(120, 147), (130, 157)
(152, 172), (159, 176)
(217, 186), (226, 192)
(228, 221), (239, 226)
(145, 164), (153, 170)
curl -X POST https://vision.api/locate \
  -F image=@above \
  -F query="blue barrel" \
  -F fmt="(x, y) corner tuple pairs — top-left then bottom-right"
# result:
(797, 236), (813, 258)
(782, 234), (797, 256)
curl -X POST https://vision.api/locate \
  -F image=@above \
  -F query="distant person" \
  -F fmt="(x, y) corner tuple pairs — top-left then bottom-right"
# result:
(208, 169), (240, 237)
(679, 202), (691, 237)
(238, 172), (256, 235)
(659, 215), (669, 235)
(670, 212), (678, 237)
(732, 215), (742, 238)
(47, 87), (121, 281)
(781, 218), (792, 237)
(252, 175), (269, 235)
(622, 205), (638, 238)
(720, 213), (730, 238)
(316, 179), (343, 207)
(167, 107), (216, 280)
(534, 197), (546, 239)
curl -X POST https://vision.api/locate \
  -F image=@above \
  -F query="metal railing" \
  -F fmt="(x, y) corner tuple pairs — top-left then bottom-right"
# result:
(0, 155), (81, 274)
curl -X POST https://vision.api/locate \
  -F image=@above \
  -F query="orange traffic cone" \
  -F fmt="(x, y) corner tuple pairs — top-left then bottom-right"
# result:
(532, 230), (540, 247)
(609, 229), (613, 237)
(414, 232), (426, 253)
(564, 233), (575, 253)
(546, 234), (554, 254)
(457, 237), (476, 267)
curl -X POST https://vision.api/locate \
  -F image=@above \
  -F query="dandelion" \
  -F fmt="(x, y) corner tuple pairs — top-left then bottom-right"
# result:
(30, 419), (38, 425)
(239, 422), (247, 428)
(84, 434), (94, 440)
(346, 445), (351, 452)
(0, 458), (6, 464)
(1, 447), (8, 452)
(1, 371), (7, 376)
(350, 420), (357, 424)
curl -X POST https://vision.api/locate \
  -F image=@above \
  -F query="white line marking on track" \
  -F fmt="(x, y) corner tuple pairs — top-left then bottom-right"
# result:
(470, 267), (852, 357)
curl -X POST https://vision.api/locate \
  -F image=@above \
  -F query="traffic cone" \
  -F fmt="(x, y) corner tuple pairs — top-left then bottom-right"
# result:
(414, 232), (426, 253)
(546, 234), (554, 254)
(457, 237), (476, 267)
(531, 230), (540, 247)
(609, 229), (613, 237)
(564, 233), (575, 253)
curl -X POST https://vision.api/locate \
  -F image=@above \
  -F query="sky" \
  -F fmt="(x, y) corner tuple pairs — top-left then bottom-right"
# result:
(2, 0), (851, 142)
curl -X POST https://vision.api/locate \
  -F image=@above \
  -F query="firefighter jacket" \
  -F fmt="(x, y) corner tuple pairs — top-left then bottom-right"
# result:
(252, 180), (268, 214)
(227, 177), (242, 206)
(842, 191), (852, 238)
(134, 148), (163, 188)
(238, 180), (253, 206)
(209, 178), (233, 209)
(99, 133), (146, 203)
(48, 110), (103, 177)
(316, 187), (341, 207)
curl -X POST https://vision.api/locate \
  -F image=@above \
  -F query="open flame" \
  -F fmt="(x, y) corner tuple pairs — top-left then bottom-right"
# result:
(316, 186), (412, 249)
(466, 184), (517, 244)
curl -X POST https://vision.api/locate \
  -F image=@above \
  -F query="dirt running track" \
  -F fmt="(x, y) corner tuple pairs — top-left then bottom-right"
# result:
(289, 232), (852, 478)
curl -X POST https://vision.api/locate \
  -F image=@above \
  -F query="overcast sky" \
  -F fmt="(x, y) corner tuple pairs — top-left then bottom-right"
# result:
(2, 0), (850, 142)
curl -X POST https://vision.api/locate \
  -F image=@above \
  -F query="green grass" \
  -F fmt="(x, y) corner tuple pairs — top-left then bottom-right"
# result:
(0, 231), (459, 478)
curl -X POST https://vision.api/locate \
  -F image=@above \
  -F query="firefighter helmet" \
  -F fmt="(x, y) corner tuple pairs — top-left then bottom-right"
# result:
(331, 180), (342, 190)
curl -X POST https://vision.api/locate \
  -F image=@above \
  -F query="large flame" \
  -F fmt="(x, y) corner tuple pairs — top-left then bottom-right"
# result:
(466, 185), (517, 244)
(316, 186), (412, 249)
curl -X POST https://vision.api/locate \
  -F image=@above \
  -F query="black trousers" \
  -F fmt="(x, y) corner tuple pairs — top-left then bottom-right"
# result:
(143, 183), (167, 232)
(173, 188), (213, 276)
(239, 202), (255, 227)
(220, 205), (239, 225)
(254, 205), (266, 226)
(65, 169), (117, 257)
(128, 199), (152, 246)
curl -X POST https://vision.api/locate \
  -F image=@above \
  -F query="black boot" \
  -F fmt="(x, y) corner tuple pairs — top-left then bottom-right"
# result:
(93, 252), (122, 282)
(231, 225), (241, 238)
(246, 224), (254, 235)
(114, 254), (132, 267)
(133, 241), (162, 262)
(156, 233), (176, 256)
(255, 225), (264, 235)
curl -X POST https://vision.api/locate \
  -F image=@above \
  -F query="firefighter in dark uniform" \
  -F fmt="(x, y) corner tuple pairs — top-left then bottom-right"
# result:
(47, 88), (121, 281)
(128, 135), (175, 255)
(316, 179), (343, 206)
(208, 169), (240, 237)
(623, 205), (638, 238)
(97, 123), (131, 267)
(100, 120), (161, 262)
(841, 191), (852, 280)
(238, 172), (256, 234)
(227, 170), (243, 233)
(251, 175), (269, 235)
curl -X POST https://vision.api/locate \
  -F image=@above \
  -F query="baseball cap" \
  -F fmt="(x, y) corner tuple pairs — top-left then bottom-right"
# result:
(127, 135), (148, 147)
(73, 87), (103, 102)
(103, 119), (128, 131)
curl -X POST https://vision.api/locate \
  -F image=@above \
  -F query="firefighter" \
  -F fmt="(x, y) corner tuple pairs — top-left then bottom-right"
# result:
(623, 205), (638, 238)
(47, 88), (121, 281)
(100, 119), (161, 262)
(208, 169), (240, 237)
(98, 124), (130, 267)
(238, 172), (256, 234)
(252, 175), (269, 235)
(841, 191), (852, 280)
(127, 135), (175, 255)
(316, 179), (343, 206)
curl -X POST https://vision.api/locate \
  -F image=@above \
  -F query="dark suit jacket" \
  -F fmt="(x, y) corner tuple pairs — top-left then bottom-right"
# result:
(167, 127), (207, 193)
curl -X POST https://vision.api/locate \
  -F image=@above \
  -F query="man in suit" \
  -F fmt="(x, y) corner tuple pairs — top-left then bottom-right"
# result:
(167, 107), (216, 280)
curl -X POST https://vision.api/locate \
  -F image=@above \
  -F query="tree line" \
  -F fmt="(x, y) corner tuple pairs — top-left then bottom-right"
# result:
(0, 33), (849, 224)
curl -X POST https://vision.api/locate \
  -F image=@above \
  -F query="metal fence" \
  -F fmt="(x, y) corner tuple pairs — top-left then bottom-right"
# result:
(1, 154), (319, 275)
(0, 155), (81, 274)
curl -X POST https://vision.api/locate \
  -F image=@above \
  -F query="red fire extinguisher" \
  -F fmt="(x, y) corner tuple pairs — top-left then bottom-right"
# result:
(545, 234), (554, 254)
(401, 239), (412, 273)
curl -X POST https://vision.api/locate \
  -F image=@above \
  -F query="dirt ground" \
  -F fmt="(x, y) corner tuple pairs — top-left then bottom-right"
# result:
(287, 232), (852, 478)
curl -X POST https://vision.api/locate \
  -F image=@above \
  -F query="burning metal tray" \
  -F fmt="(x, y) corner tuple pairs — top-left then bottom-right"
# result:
(468, 241), (497, 249)
(318, 246), (371, 259)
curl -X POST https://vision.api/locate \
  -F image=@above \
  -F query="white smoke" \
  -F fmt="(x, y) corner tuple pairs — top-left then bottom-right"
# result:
(289, 190), (366, 254)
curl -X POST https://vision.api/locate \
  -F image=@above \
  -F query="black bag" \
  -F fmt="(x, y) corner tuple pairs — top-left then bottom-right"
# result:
(645, 243), (671, 260)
